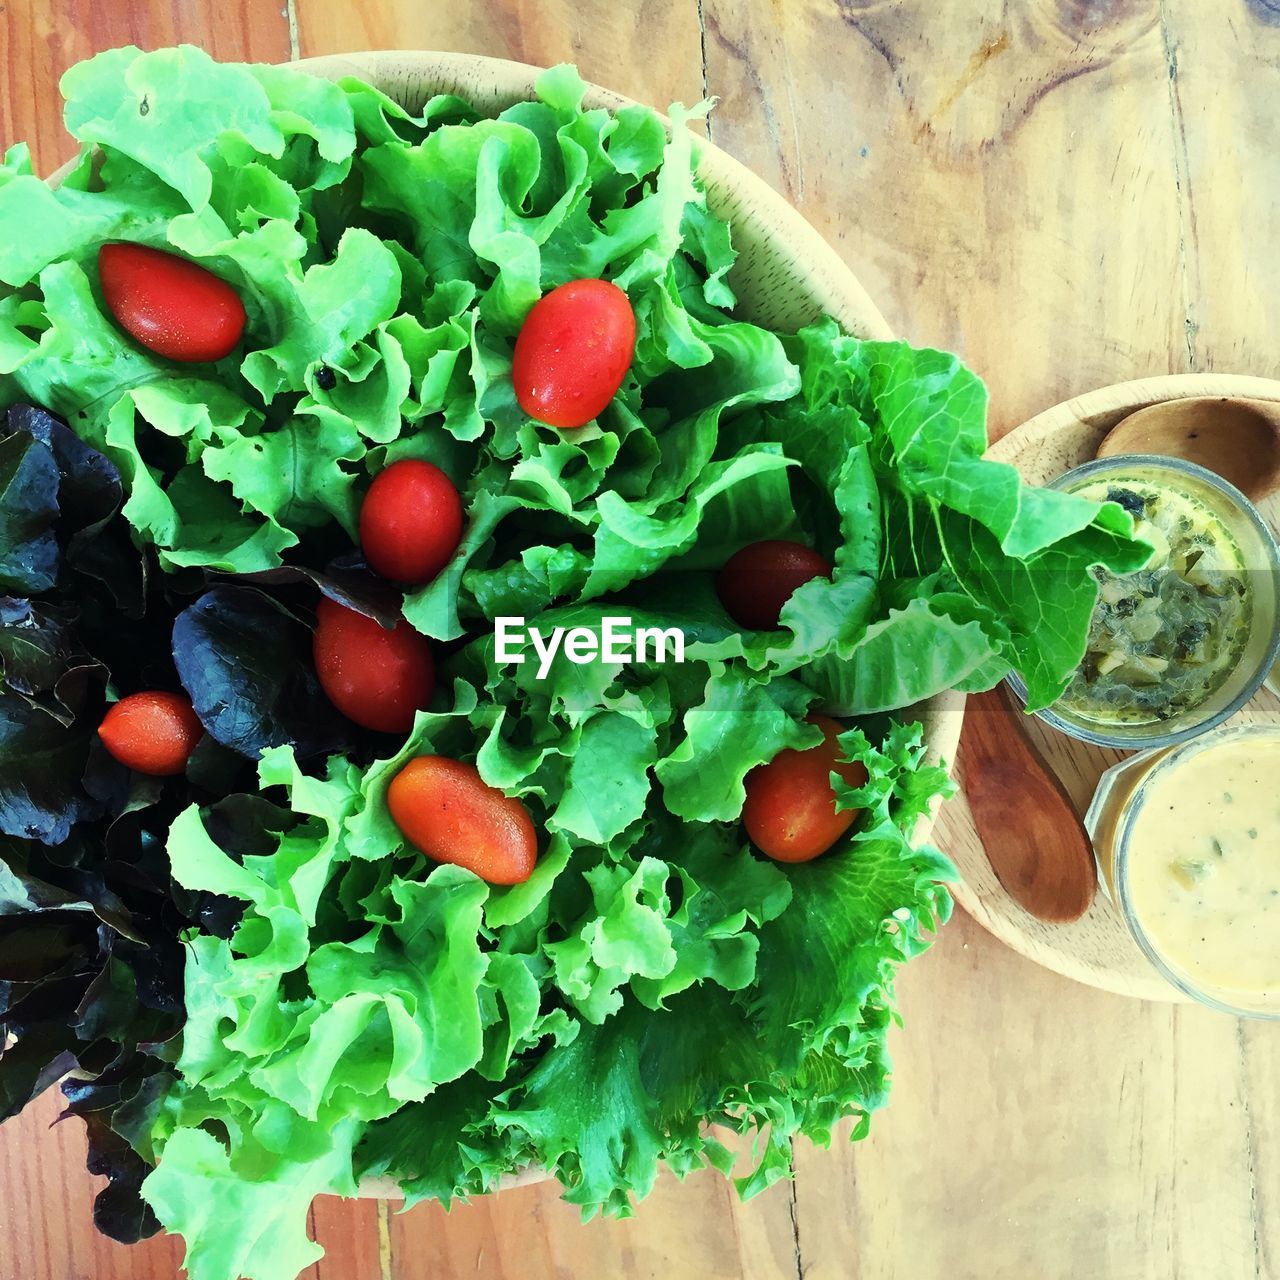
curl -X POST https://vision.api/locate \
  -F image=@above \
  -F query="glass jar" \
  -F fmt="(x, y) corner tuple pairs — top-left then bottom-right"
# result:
(1007, 455), (1280, 750)
(1084, 724), (1280, 1018)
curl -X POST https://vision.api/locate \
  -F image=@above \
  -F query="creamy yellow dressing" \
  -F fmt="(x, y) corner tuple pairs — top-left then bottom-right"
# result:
(1124, 736), (1280, 1004)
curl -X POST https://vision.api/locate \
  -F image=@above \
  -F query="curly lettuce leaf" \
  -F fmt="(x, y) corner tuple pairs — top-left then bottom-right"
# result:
(144, 748), (544, 1276)
(654, 663), (817, 821)
(357, 716), (955, 1218)
(1, 47), (808, 639)
(141, 1122), (360, 1280)
(0, 423), (60, 594)
(143, 593), (956, 1270)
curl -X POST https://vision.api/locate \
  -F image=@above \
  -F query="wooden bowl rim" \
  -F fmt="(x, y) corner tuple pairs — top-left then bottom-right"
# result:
(988, 373), (1280, 463)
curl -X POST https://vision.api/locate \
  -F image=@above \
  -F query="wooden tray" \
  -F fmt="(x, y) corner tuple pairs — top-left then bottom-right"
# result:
(936, 374), (1280, 1000)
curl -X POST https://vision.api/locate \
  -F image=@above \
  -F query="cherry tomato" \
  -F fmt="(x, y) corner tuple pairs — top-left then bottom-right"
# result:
(716, 540), (833, 631)
(387, 756), (538, 885)
(98, 691), (203, 777)
(512, 279), (636, 428)
(742, 714), (868, 863)
(98, 242), (246, 363)
(313, 598), (435, 734)
(359, 460), (464, 586)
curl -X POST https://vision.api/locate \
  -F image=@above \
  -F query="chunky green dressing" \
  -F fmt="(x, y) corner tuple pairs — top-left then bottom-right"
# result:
(1058, 476), (1251, 726)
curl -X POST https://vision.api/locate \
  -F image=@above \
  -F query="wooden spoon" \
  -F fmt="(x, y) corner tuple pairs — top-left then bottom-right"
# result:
(1095, 396), (1280, 502)
(959, 684), (1098, 923)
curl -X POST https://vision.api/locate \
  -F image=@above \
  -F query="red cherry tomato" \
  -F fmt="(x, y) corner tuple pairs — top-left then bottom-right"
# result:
(98, 242), (246, 363)
(387, 756), (537, 885)
(512, 279), (636, 428)
(359, 460), (464, 586)
(98, 691), (203, 777)
(312, 598), (435, 734)
(716, 540), (833, 631)
(742, 714), (868, 863)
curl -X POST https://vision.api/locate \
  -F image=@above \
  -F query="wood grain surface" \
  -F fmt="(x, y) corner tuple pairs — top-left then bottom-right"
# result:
(2, 2), (1278, 1279)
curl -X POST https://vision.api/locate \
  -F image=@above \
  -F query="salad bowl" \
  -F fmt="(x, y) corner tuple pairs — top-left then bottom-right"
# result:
(37, 49), (968, 1206)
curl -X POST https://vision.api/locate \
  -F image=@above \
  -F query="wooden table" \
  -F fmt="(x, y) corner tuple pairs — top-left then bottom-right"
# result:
(2, 2), (1276, 1277)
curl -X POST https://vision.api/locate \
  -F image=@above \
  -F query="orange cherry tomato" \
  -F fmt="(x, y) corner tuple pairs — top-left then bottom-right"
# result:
(387, 756), (538, 885)
(717, 540), (833, 631)
(358, 460), (464, 586)
(742, 714), (868, 863)
(98, 242), (246, 363)
(512, 279), (636, 428)
(312, 598), (435, 734)
(98, 691), (203, 777)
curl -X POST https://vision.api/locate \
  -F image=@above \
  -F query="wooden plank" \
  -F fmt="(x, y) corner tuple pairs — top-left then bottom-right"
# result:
(310, 1195), (387, 1280)
(701, 2), (1270, 1277)
(1158, 0), (1280, 376)
(0, 0), (291, 174)
(700, 0), (1189, 439)
(0, 1091), (190, 1279)
(0, 5), (1275, 1280)
(790, 910), (1262, 1279)
(1242, 1018), (1280, 1279)
(293, 0), (706, 109)
(1158, 11), (1280, 1276)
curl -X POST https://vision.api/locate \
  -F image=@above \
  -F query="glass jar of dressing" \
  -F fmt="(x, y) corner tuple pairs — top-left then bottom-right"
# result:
(1009, 455), (1280, 749)
(1085, 724), (1280, 1018)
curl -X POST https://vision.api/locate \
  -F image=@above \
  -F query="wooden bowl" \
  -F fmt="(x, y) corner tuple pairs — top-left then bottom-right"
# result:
(44, 51), (951, 1198)
(43, 49), (965, 1203)
(936, 373), (1280, 1000)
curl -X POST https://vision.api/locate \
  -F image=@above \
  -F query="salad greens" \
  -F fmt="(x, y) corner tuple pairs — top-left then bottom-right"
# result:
(0, 403), (251, 1241)
(143, 710), (952, 1280)
(0, 45), (1149, 1280)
